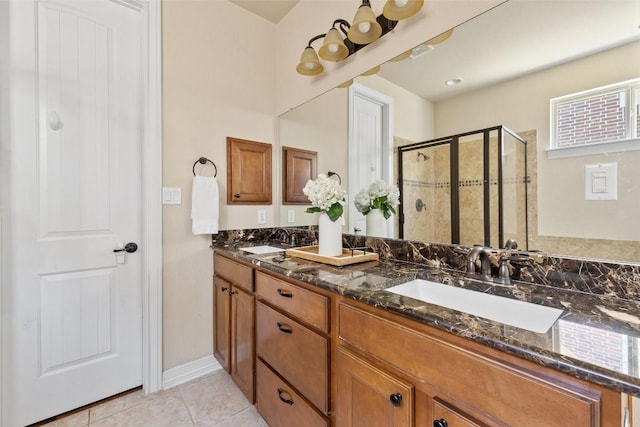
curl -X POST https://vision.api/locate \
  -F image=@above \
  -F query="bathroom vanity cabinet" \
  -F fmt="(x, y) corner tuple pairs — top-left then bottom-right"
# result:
(255, 271), (331, 427)
(336, 301), (621, 427)
(212, 248), (633, 426)
(213, 253), (255, 402)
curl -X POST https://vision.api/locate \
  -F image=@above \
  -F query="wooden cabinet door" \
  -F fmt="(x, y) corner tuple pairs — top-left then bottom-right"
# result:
(213, 276), (231, 372)
(231, 286), (255, 403)
(227, 136), (272, 204)
(432, 398), (485, 427)
(336, 347), (413, 427)
(283, 146), (317, 204)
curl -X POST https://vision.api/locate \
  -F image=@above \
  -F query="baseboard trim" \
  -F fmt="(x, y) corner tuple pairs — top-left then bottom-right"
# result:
(162, 355), (223, 389)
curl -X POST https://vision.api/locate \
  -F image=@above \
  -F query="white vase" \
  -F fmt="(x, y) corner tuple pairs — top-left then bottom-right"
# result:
(366, 208), (388, 238)
(318, 212), (343, 256)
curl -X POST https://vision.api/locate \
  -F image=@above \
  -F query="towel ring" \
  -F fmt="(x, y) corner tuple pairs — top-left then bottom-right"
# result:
(192, 157), (217, 177)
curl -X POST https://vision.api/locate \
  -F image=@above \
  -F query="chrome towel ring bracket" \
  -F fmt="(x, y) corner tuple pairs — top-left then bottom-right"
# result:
(192, 157), (217, 177)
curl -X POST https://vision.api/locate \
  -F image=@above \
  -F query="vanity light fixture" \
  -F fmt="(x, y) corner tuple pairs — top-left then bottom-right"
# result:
(296, 0), (423, 76)
(296, 35), (325, 76)
(348, 0), (383, 44)
(360, 65), (381, 76)
(319, 20), (351, 62)
(390, 49), (412, 62)
(425, 28), (454, 45)
(383, 0), (424, 21)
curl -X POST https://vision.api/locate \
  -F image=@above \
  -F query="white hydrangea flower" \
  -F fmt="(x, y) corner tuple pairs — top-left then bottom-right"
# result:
(303, 174), (347, 221)
(354, 189), (371, 214)
(353, 179), (400, 218)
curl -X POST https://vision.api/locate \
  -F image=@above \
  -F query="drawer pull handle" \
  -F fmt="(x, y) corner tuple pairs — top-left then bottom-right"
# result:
(229, 290), (238, 296)
(277, 322), (293, 334)
(389, 393), (402, 407)
(277, 289), (293, 298)
(433, 419), (448, 427)
(221, 287), (228, 292)
(277, 388), (294, 406)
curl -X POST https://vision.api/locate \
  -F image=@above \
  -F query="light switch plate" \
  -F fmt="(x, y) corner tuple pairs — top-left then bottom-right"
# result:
(162, 187), (182, 205)
(584, 162), (617, 201)
(287, 210), (295, 223)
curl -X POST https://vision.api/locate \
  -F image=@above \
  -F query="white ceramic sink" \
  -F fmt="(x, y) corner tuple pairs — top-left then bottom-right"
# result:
(385, 279), (563, 333)
(241, 245), (285, 254)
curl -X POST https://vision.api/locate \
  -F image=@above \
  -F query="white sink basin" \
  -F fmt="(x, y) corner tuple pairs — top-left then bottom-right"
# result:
(385, 279), (563, 333)
(241, 245), (285, 254)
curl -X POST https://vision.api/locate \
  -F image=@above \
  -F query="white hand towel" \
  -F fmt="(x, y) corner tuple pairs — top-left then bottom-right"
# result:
(191, 175), (219, 235)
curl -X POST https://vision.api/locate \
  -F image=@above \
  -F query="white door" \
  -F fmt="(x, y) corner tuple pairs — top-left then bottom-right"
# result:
(3, 1), (144, 425)
(348, 84), (394, 236)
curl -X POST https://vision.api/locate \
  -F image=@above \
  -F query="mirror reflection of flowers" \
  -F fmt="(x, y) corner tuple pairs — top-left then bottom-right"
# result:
(354, 180), (400, 219)
(303, 174), (347, 222)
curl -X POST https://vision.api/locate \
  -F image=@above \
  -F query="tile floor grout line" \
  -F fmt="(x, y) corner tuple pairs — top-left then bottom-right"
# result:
(177, 381), (198, 426)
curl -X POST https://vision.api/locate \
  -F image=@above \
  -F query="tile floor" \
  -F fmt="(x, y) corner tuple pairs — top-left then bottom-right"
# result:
(38, 370), (268, 427)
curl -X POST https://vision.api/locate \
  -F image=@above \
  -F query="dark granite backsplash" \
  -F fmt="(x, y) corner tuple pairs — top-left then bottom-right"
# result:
(212, 227), (640, 301)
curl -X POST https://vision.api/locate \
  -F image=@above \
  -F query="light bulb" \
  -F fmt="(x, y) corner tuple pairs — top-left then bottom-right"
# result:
(304, 62), (315, 70)
(328, 44), (339, 53)
(394, 0), (408, 7)
(358, 21), (371, 33)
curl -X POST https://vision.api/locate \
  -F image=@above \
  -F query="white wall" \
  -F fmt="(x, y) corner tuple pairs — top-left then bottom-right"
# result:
(278, 88), (349, 227)
(162, 0), (276, 370)
(356, 74), (434, 142)
(161, 0), (504, 371)
(434, 41), (640, 246)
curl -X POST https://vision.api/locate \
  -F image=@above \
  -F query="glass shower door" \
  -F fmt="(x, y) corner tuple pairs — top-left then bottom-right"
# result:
(400, 143), (450, 243)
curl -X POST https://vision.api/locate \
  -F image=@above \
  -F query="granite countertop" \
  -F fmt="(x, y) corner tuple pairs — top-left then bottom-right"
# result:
(214, 241), (640, 397)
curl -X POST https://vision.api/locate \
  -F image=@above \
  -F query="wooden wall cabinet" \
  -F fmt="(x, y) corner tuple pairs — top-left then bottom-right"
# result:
(227, 137), (272, 204)
(282, 146), (317, 204)
(213, 253), (255, 402)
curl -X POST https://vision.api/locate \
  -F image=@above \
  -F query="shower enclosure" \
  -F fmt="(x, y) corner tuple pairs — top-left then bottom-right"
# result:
(398, 126), (528, 249)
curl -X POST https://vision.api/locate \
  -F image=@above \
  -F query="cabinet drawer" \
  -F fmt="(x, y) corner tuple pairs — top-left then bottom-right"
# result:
(339, 303), (600, 427)
(256, 301), (329, 414)
(214, 254), (253, 292)
(256, 359), (328, 427)
(256, 271), (328, 332)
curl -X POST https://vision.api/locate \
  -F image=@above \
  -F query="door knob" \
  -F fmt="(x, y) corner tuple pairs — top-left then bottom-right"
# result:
(113, 242), (138, 253)
(389, 393), (402, 407)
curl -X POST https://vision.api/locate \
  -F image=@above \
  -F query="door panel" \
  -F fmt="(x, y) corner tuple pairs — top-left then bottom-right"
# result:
(4, 1), (144, 424)
(39, 268), (115, 373)
(39, 1), (112, 235)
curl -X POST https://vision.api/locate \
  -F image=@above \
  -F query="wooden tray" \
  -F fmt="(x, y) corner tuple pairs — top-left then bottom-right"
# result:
(285, 246), (378, 266)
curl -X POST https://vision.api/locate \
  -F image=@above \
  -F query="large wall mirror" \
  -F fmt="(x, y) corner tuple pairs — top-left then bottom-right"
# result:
(278, 0), (640, 263)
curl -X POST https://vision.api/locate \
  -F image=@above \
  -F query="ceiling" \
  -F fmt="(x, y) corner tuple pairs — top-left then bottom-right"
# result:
(229, 0), (298, 23)
(232, 0), (640, 101)
(377, 0), (640, 101)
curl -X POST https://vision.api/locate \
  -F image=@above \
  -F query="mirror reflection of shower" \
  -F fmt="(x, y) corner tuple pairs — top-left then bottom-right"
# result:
(417, 151), (430, 161)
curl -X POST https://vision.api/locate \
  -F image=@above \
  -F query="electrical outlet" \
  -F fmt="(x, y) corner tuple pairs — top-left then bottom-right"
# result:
(257, 209), (266, 225)
(287, 210), (295, 223)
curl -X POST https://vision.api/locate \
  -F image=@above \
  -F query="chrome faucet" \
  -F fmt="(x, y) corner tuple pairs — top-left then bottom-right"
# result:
(467, 246), (492, 278)
(272, 228), (295, 246)
(503, 239), (518, 250)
